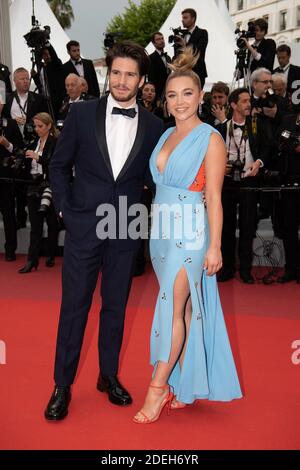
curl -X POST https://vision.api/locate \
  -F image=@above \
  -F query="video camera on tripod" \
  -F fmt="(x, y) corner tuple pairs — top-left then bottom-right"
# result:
(235, 22), (256, 51)
(104, 32), (124, 50)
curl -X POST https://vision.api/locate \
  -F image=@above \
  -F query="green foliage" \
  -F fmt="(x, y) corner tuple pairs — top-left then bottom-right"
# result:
(107, 0), (176, 48)
(47, 0), (74, 30)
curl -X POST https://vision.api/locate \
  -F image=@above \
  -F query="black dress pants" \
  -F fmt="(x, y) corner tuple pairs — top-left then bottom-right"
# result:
(54, 235), (137, 386)
(221, 178), (259, 272)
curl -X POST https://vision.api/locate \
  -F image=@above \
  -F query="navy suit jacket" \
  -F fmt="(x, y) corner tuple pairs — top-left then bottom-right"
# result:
(49, 96), (163, 248)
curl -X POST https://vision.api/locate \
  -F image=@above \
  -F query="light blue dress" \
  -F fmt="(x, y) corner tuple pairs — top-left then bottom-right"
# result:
(149, 123), (242, 403)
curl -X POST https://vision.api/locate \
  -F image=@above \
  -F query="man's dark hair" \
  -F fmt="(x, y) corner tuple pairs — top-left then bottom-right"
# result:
(211, 82), (230, 96)
(66, 40), (80, 52)
(151, 32), (163, 44)
(228, 87), (250, 106)
(254, 18), (268, 34)
(106, 41), (150, 77)
(276, 44), (291, 56)
(182, 8), (197, 20)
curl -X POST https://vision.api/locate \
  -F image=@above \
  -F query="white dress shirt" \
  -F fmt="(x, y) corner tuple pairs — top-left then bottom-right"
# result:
(105, 93), (138, 180)
(10, 92), (28, 120)
(226, 120), (254, 176)
(71, 58), (84, 77)
(30, 139), (43, 175)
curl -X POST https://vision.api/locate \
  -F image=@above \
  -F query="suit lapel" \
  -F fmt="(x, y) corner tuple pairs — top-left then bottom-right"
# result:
(95, 96), (114, 178)
(116, 105), (147, 181)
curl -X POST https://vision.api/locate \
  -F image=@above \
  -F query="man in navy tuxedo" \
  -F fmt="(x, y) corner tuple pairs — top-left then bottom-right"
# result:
(45, 41), (163, 420)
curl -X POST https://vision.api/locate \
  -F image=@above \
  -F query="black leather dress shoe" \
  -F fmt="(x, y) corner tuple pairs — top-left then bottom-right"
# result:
(239, 271), (255, 284)
(18, 260), (38, 274)
(5, 252), (16, 262)
(277, 271), (297, 283)
(217, 267), (235, 282)
(44, 385), (71, 421)
(97, 375), (132, 406)
(45, 257), (55, 267)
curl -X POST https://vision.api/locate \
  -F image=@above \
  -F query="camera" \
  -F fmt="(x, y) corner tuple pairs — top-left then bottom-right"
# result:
(235, 22), (256, 50)
(39, 184), (52, 212)
(168, 27), (189, 44)
(104, 32), (123, 49)
(24, 25), (51, 50)
(254, 88), (277, 111)
(228, 158), (245, 182)
(279, 129), (300, 154)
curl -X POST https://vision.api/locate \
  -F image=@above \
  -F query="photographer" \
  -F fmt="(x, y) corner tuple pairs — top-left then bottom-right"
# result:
(148, 32), (171, 101)
(63, 40), (100, 98)
(217, 88), (272, 283)
(242, 18), (276, 74)
(18, 112), (59, 274)
(274, 45), (300, 98)
(0, 102), (24, 261)
(174, 8), (208, 88)
(31, 43), (65, 119)
(276, 108), (300, 284)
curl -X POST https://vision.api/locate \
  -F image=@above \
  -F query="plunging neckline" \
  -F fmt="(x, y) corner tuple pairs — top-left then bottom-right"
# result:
(156, 122), (204, 176)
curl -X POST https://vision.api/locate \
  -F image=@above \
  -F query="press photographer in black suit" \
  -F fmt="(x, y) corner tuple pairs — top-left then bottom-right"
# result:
(0, 102), (23, 261)
(31, 43), (65, 119)
(148, 32), (171, 101)
(241, 18), (276, 74)
(276, 108), (300, 284)
(274, 44), (300, 99)
(217, 88), (272, 283)
(62, 40), (100, 98)
(174, 8), (208, 88)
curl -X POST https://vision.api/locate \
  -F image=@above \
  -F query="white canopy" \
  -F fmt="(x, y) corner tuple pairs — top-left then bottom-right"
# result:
(9, 0), (70, 73)
(146, 0), (237, 89)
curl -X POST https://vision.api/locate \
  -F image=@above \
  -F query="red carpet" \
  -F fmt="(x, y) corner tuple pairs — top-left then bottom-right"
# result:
(0, 255), (300, 450)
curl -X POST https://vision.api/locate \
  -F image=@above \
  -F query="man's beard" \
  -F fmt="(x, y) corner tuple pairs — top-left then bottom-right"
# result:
(110, 85), (139, 103)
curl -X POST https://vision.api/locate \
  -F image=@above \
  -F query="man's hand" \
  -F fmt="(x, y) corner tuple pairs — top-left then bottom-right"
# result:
(211, 104), (226, 122)
(15, 116), (26, 126)
(245, 160), (261, 177)
(175, 36), (185, 47)
(0, 135), (10, 149)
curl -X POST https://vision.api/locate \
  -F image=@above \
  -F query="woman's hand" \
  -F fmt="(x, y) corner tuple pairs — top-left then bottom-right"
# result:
(25, 150), (39, 161)
(203, 246), (222, 276)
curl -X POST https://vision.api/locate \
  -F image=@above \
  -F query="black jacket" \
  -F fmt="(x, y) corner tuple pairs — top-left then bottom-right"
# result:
(148, 50), (171, 100)
(248, 38), (276, 73)
(273, 64), (300, 97)
(218, 115), (272, 168)
(32, 45), (65, 118)
(0, 63), (12, 94)
(49, 96), (163, 249)
(186, 26), (208, 86)
(3, 91), (48, 123)
(0, 117), (23, 160)
(62, 59), (100, 98)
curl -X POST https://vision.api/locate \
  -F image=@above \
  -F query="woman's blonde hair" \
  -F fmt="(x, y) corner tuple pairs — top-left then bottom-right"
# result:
(33, 112), (60, 138)
(166, 46), (201, 89)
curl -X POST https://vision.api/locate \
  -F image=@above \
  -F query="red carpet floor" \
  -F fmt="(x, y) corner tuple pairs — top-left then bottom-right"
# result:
(0, 255), (300, 450)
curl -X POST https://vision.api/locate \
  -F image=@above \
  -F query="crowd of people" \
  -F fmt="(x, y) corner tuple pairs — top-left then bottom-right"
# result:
(0, 8), (300, 284)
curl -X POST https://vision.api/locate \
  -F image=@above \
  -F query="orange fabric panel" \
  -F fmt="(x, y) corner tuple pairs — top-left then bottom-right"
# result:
(189, 163), (205, 192)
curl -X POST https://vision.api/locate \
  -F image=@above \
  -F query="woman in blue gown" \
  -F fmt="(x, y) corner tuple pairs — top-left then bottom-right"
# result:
(133, 48), (242, 424)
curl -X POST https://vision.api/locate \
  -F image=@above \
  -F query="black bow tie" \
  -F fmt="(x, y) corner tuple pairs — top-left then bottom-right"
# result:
(234, 123), (245, 131)
(278, 68), (285, 73)
(75, 60), (82, 65)
(112, 107), (137, 118)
